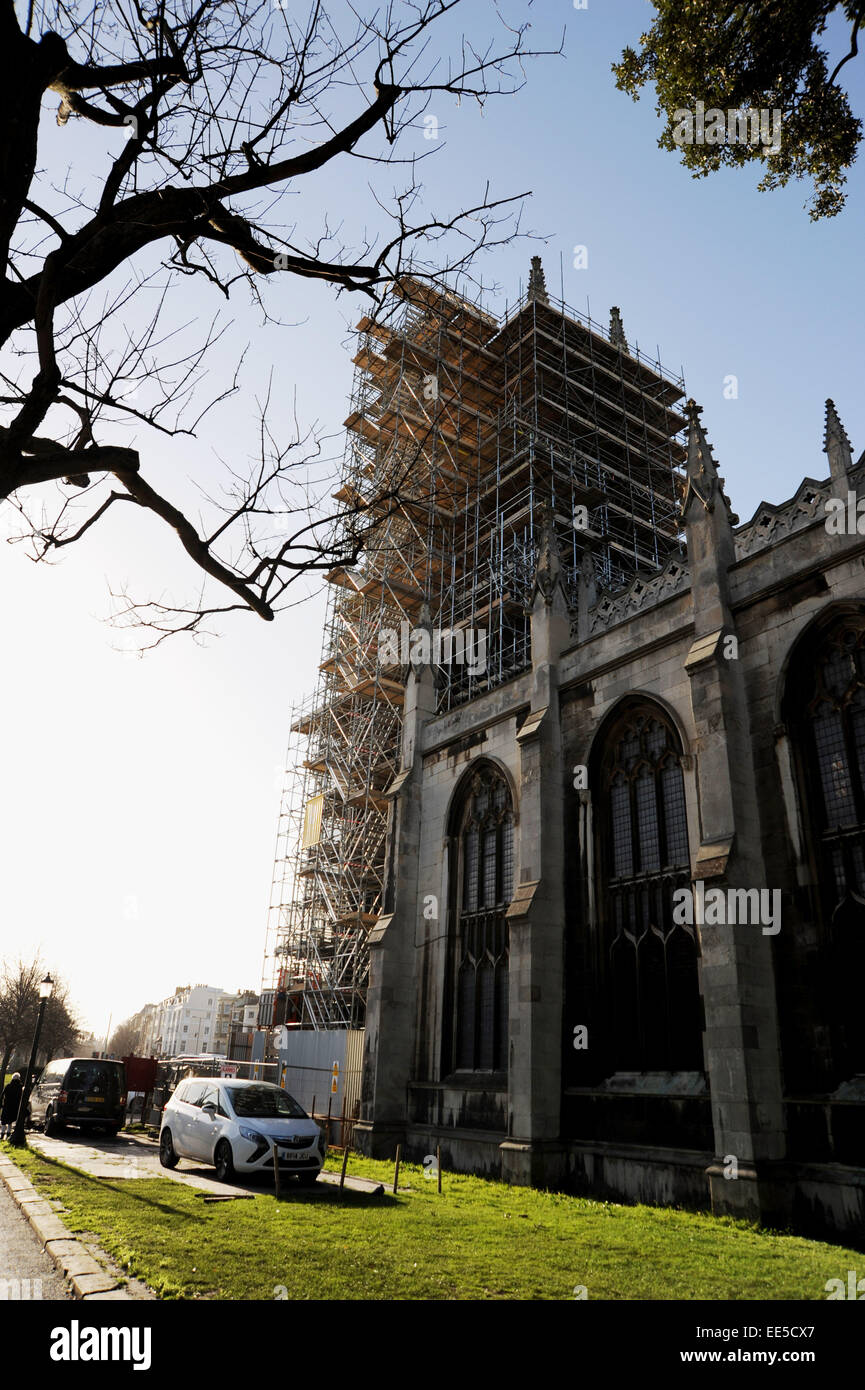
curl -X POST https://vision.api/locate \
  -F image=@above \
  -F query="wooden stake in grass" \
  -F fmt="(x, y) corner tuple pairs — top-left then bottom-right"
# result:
(339, 1144), (350, 1190)
(437, 1145), (442, 1195)
(272, 1142), (281, 1201)
(393, 1143), (401, 1194)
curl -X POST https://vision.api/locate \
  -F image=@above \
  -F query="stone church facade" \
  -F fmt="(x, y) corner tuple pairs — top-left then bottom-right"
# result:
(355, 397), (865, 1242)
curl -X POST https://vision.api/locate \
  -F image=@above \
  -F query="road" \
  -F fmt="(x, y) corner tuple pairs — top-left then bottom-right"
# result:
(0, 1177), (70, 1301)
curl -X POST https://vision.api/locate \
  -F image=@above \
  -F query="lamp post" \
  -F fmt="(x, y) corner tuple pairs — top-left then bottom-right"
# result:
(10, 974), (54, 1148)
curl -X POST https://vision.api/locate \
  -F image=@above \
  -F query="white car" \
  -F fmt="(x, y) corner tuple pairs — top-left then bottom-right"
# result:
(158, 1077), (325, 1186)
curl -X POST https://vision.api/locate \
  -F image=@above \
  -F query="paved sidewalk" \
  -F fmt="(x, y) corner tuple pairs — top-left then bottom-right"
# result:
(0, 1177), (70, 1300)
(28, 1129), (384, 1196)
(0, 1148), (150, 1300)
(29, 1130), (257, 1196)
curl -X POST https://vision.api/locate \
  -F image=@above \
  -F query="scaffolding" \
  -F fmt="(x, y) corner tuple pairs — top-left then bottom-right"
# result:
(262, 259), (688, 1029)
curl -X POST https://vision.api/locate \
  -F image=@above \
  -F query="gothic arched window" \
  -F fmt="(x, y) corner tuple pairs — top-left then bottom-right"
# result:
(797, 620), (865, 896)
(447, 764), (513, 1073)
(787, 614), (865, 1079)
(598, 705), (701, 1072)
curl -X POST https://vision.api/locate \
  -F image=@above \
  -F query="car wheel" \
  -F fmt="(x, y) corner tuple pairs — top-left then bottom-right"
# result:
(44, 1106), (63, 1136)
(296, 1171), (319, 1187)
(214, 1139), (235, 1183)
(159, 1129), (179, 1169)
(106, 1124), (122, 1139)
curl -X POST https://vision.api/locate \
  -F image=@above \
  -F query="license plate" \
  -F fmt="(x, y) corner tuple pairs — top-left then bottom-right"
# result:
(279, 1150), (305, 1161)
(86, 1097), (105, 1103)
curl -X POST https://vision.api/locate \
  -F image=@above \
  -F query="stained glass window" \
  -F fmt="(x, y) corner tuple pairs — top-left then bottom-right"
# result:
(800, 622), (865, 882)
(449, 764), (513, 1073)
(791, 618), (865, 1080)
(600, 707), (701, 1071)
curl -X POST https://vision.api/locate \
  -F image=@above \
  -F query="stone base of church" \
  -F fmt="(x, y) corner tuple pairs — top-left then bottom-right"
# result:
(401, 1124), (506, 1177)
(707, 1158), (865, 1242)
(499, 1139), (568, 1188)
(358, 1121), (865, 1241)
(705, 1159), (785, 1225)
(776, 1162), (865, 1245)
(564, 1141), (713, 1212)
(351, 1119), (405, 1161)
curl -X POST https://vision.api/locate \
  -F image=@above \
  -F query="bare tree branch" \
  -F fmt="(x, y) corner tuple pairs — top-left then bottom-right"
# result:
(0, 0), (555, 641)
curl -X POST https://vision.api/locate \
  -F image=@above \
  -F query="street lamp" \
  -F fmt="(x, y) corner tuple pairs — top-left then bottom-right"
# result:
(10, 974), (54, 1148)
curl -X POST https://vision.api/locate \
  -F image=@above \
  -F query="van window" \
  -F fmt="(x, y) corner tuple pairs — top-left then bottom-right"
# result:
(64, 1062), (122, 1099)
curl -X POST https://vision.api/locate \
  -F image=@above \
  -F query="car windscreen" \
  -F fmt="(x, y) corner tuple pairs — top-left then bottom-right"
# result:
(226, 1086), (306, 1119)
(64, 1063), (122, 1098)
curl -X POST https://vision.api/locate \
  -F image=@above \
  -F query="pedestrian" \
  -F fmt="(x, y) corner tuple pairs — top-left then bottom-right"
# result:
(0, 1072), (23, 1140)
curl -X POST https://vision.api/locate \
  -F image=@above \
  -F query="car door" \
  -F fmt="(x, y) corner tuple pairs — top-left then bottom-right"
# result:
(171, 1081), (207, 1157)
(187, 1084), (226, 1162)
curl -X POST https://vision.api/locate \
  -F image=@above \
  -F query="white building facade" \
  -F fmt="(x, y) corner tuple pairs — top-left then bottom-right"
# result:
(149, 984), (230, 1058)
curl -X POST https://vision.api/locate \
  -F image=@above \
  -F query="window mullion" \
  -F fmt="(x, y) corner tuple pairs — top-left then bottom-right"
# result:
(655, 763), (668, 867)
(841, 700), (865, 826)
(628, 774), (640, 876)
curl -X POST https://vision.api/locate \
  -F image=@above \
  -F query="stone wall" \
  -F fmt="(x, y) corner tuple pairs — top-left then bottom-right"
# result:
(356, 408), (865, 1241)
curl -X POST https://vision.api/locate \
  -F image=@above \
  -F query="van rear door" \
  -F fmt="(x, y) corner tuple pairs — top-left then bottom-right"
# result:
(64, 1061), (123, 1117)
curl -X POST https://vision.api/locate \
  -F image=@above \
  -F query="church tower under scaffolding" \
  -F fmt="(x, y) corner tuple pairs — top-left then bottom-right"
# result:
(262, 258), (688, 1030)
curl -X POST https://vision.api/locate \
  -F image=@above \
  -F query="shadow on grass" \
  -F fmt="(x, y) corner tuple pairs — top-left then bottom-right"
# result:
(13, 1143), (206, 1222)
(198, 1168), (394, 1211)
(10, 1134), (393, 1215)
(270, 1185), (391, 1210)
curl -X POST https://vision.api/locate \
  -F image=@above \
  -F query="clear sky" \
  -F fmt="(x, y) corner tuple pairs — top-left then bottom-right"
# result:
(1, 1), (862, 1036)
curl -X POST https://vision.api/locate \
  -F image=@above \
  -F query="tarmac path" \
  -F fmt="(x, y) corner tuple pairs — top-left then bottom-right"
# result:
(0, 1176), (70, 1301)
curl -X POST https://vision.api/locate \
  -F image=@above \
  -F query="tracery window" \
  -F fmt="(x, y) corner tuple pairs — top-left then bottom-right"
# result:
(800, 621), (865, 900)
(789, 616), (865, 1078)
(599, 706), (702, 1072)
(449, 764), (513, 1073)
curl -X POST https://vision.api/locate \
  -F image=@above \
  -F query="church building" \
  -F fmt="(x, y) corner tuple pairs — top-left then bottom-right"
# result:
(351, 264), (865, 1243)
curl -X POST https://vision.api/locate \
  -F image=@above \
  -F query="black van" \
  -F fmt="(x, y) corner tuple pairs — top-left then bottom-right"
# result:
(28, 1057), (127, 1136)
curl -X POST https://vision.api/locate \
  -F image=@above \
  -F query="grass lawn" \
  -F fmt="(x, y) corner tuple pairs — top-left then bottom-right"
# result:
(2, 1142), (858, 1300)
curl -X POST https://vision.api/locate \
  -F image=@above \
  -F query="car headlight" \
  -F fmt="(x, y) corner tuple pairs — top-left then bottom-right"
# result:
(239, 1126), (263, 1143)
